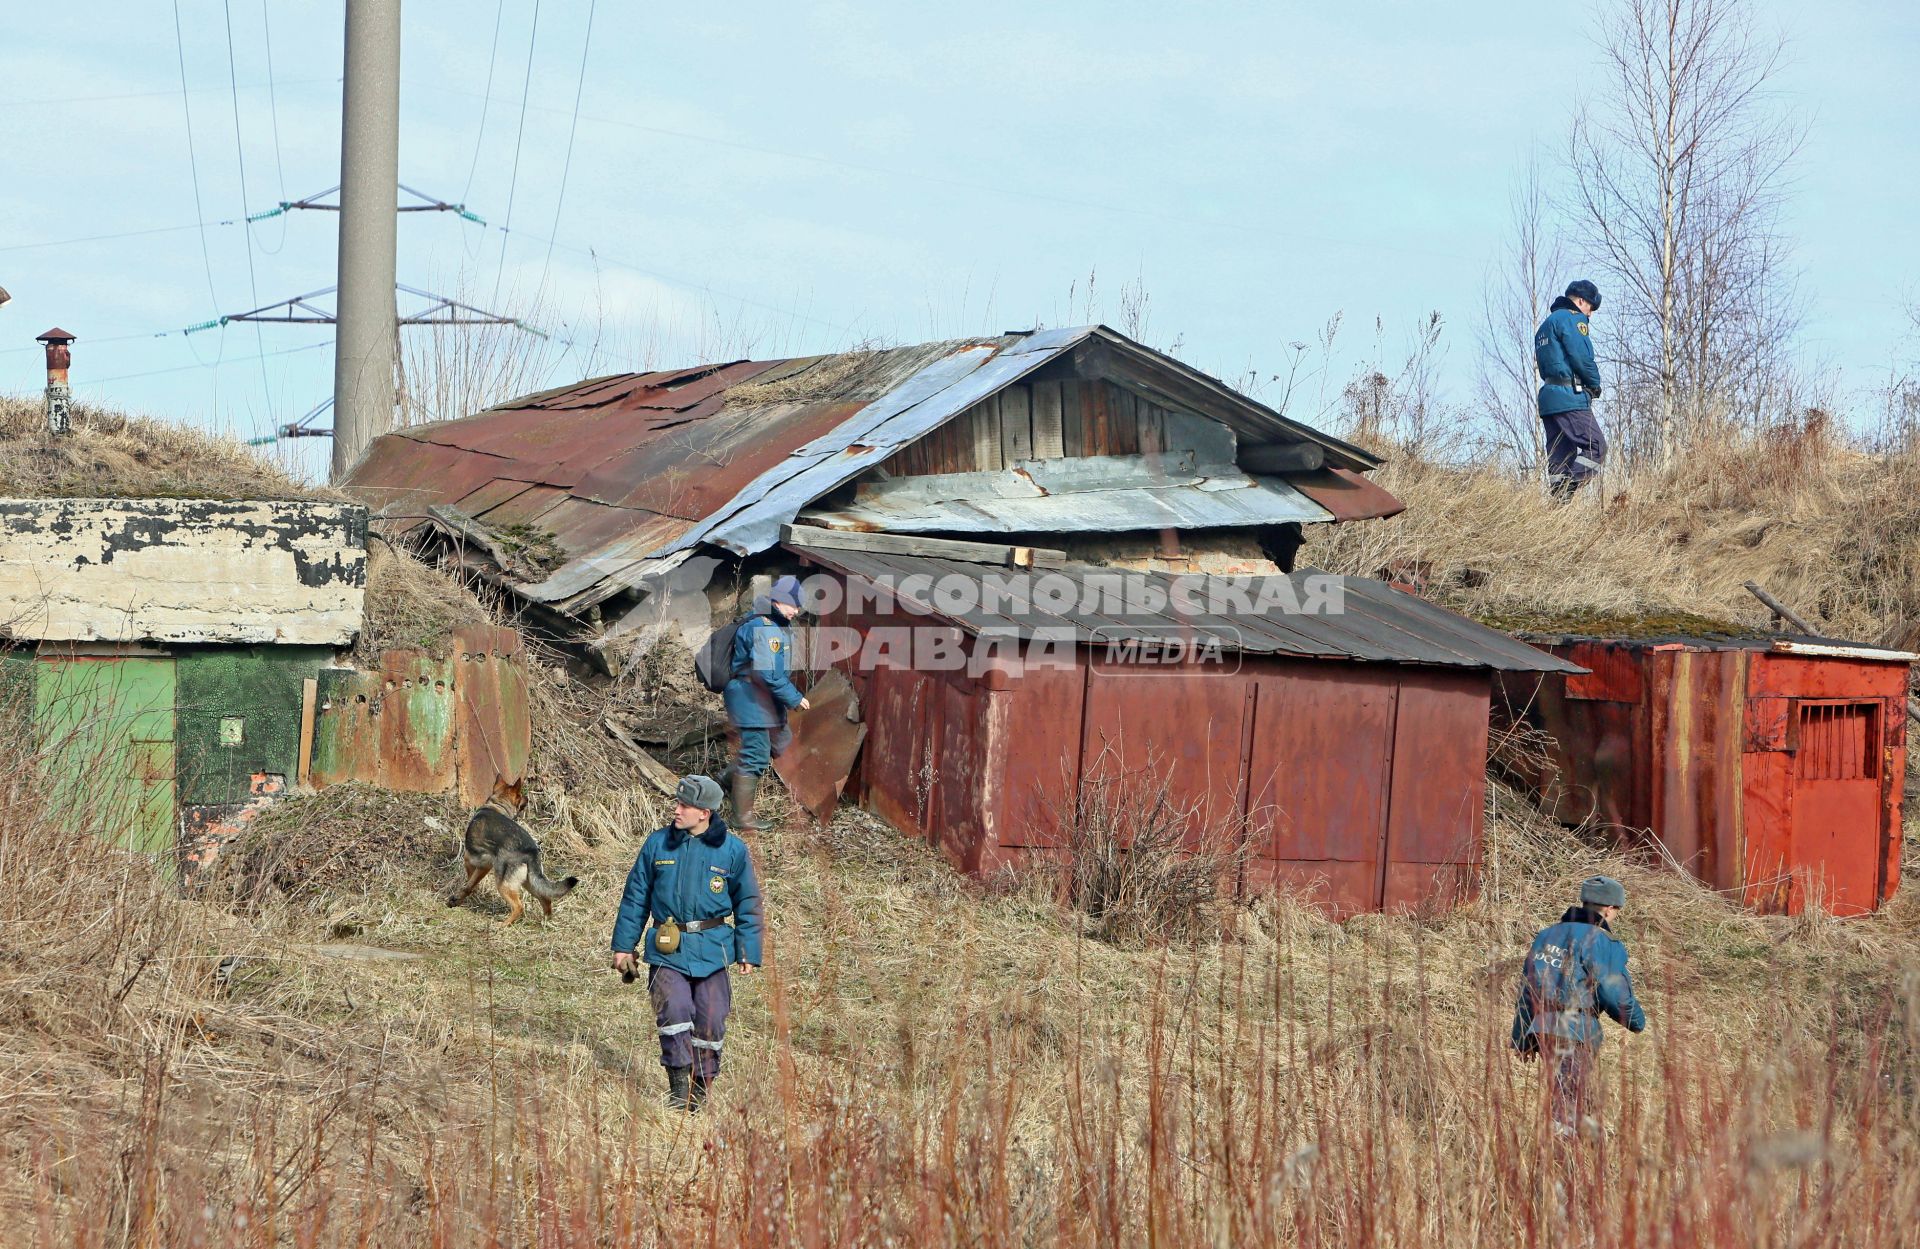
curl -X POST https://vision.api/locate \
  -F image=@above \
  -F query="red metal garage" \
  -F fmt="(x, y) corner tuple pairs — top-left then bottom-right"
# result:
(789, 545), (1579, 917)
(1495, 635), (1914, 916)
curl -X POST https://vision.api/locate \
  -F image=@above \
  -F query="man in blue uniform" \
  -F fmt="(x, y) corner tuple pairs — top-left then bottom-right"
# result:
(722, 575), (810, 831)
(1511, 875), (1646, 1139)
(1535, 279), (1606, 501)
(612, 774), (764, 1112)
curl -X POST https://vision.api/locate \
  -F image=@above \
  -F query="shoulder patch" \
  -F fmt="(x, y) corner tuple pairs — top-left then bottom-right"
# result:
(1577, 322), (1590, 336)
(768, 638), (782, 653)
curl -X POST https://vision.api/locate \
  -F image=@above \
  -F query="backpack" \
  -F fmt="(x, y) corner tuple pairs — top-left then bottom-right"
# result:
(694, 619), (743, 693)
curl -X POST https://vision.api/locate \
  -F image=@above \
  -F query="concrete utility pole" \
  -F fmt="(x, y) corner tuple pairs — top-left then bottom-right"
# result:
(330, 0), (402, 481)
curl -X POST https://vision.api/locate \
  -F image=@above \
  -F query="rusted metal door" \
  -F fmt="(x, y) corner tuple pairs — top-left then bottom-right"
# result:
(34, 655), (177, 856)
(1791, 700), (1884, 915)
(1243, 665), (1399, 915)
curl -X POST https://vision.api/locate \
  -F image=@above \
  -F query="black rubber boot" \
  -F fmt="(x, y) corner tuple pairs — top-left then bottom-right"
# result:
(730, 772), (764, 831)
(691, 1073), (712, 1113)
(666, 1065), (693, 1111)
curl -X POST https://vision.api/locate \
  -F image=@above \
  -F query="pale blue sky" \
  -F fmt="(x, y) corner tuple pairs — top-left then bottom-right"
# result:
(1, 1), (1914, 476)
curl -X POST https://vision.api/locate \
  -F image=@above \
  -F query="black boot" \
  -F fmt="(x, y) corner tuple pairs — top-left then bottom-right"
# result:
(690, 1073), (712, 1113)
(666, 1065), (692, 1111)
(729, 771), (764, 831)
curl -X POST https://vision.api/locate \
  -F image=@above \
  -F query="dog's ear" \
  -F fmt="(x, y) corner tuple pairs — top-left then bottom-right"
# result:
(490, 778), (527, 816)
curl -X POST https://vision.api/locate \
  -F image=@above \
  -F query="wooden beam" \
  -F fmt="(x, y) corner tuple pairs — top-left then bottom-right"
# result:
(782, 523), (1065, 568)
(296, 677), (318, 790)
(1240, 442), (1328, 473)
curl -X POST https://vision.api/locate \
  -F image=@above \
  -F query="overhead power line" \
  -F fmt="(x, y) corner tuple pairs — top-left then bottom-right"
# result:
(171, 0), (226, 323)
(75, 338), (334, 387)
(491, 0), (543, 307)
(0, 76), (338, 109)
(223, 0), (276, 421)
(537, 0), (595, 300)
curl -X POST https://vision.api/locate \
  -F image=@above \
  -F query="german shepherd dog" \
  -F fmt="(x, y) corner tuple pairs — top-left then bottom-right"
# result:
(448, 800), (579, 925)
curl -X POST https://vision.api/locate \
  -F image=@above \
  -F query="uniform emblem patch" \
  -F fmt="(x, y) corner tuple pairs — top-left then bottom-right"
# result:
(768, 639), (783, 653)
(709, 875), (726, 893)
(1577, 322), (1590, 336)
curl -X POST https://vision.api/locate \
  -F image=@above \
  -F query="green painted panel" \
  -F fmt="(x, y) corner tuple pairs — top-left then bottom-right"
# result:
(174, 646), (333, 806)
(34, 656), (177, 856)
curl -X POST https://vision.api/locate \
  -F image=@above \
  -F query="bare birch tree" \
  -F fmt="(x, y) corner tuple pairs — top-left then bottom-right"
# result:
(1476, 154), (1565, 469)
(1566, 0), (1802, 466)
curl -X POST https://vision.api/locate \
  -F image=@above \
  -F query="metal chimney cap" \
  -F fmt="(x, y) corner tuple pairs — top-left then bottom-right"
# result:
(36, 327), (75, 344)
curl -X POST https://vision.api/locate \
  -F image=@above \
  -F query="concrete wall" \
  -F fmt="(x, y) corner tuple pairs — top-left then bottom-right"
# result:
(0, 498), (367, 645)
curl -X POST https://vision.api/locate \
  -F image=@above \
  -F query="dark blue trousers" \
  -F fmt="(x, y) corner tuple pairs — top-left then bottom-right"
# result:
(1543, 408), (1607, 495)
(649, 965), (731, 1078)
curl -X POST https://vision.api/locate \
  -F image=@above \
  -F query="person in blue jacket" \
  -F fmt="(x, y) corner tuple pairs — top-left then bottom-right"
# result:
(721, 575), (810, 831)
(1535, 279), (1607, 501)
(611, 774), (765, 1112)
(1511, 875), (1647, 1139)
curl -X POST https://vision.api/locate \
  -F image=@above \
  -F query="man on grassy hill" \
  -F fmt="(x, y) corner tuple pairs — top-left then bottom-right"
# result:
(1535, 280), (1607, 501)
(612, 774), (765, 1113)
(1511, 875), (1646, 1139)
(720, 575), (810, 831)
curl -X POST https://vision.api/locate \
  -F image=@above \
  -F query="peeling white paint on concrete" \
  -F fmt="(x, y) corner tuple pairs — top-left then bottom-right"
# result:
(0, 498), (367, 645)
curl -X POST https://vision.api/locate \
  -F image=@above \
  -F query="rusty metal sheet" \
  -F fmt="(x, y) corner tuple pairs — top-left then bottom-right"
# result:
(450, 477), (541, 517)
(373, 650), (458, 792)
(352, 436), (505, 530)
(1286, 467), (1406, 522)
(453, 626), (531, 808)
(774, 668), (866, 823)
(311, 667), (381, 787)
(572, 401), (870, 516)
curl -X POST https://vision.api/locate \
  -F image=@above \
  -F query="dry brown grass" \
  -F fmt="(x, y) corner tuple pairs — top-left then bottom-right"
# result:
(0, 394), (324, 501)
(1306, 433), (1920, 647)
(8, 401), (1920, 1243)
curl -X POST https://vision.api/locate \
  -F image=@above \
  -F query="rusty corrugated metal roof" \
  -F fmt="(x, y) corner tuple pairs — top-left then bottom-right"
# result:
(790, 546), (1584, 674)
(343, 326), (1395, 620)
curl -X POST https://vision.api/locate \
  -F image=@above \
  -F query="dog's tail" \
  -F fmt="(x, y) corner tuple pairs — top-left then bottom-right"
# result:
(525, 851), (579, 902)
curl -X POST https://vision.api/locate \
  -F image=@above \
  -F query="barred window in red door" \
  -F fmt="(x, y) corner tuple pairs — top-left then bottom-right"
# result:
(1795, 702), (1878, 781)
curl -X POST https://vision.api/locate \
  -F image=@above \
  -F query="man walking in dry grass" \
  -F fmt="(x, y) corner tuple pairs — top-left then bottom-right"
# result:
(1511, 875), (1646, 1140)
(612, 774), (764, 1112)
(1535, 280), (1607, 501)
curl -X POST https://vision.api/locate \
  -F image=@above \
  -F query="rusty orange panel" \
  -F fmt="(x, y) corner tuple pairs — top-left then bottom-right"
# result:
(1079, 661), (1252, 846)
(1563, 642), (1645, 702)
(374, 650), (457, 793)
(1245, 664), (1396, 873)
(1384, 669), (1491, 869)
(989, 658), (1084, 849)
(453, 626), (531, 809)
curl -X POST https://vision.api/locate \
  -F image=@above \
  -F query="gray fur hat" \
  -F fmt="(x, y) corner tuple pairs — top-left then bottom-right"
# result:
(675, 774), (725, 812)
(1580, 875), (1627, 909)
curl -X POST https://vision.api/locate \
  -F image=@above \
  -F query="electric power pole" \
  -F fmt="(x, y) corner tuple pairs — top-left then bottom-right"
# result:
(331, 0), (402, 481)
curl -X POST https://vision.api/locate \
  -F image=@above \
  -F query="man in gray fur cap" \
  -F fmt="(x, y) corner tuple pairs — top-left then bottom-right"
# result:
(1511, 875), (1647, 1138)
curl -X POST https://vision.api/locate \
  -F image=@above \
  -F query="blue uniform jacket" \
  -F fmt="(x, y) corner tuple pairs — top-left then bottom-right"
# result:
(1511, 907), (1646, 1049)
(610, 817), (765, 979)
(1535, 296), (1603, 417)
(722, 606), (805, 730)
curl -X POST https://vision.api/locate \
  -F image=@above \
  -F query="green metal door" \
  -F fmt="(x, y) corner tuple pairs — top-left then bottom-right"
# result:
(34, 655), (178, 856)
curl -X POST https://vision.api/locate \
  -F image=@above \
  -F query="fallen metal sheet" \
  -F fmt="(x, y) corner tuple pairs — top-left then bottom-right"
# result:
(775, 668), (866, 823)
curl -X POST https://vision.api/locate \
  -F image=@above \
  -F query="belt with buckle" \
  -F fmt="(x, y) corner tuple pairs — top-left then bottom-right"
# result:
(679, 915), (733, 933)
